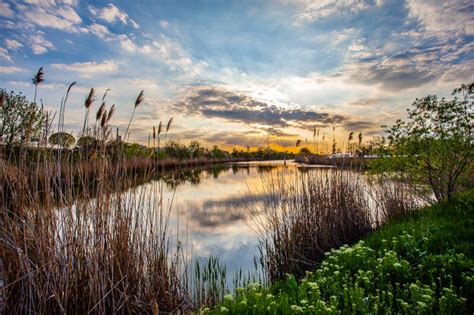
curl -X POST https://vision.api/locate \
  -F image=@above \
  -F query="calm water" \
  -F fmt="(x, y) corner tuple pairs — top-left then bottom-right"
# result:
(142, 160), (329, 279)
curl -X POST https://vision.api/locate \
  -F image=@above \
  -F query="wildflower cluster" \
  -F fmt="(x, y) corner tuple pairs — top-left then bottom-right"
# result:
(205, 232), (473, 314)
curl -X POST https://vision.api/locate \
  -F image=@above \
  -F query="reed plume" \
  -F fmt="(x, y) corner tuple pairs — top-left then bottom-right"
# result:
(58, 81), (76, 133)
(107, 104), (115, 123)
(82, 88), (95, 137)
(166, 117), (173, 132)
(125, 90), (145, 141)
(96, 102), (106, 121)
(32, 66), (45, 105)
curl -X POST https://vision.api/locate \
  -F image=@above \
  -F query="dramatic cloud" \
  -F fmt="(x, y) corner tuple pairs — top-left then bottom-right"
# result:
(88, 3), (139, 28)
(174, 86), (346, 128)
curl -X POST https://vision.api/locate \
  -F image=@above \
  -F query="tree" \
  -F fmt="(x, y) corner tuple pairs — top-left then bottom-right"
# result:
(188, 140), (205, 158)
(0, 89), (47, 149)
(77, 136), (98, 150)
(377, 83), (473, 201)
(49, 132), (75, 149)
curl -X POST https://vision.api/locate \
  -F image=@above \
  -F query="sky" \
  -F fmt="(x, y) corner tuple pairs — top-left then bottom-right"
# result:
(0, 0), (473, 151)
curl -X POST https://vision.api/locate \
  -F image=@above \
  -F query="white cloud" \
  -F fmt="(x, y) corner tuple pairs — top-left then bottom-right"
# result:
(0, 47), (12, 62)
(0, 66), (26, 73)
(88, 3), (138, 28)
(51, 60), (119, 74)
(283, 0), (373, 24)
(5, 39), (23, 50)
(19, 1), (84, 33)
(160, 20), (169, 29)
(88, 23), (112, 39)
(28, 34), (55, 54)
(406, 0), (474, 39)
(0, 2), (14, 17)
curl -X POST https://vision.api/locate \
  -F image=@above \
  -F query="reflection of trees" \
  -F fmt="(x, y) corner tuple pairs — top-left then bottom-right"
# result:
(256, 165), (274, 174)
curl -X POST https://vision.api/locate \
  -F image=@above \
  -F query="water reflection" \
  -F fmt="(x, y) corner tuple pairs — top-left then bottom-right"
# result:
(149, 160), (309, 284)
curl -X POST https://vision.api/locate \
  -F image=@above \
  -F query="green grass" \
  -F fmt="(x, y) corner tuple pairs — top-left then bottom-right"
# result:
(205, 189), (474, 314)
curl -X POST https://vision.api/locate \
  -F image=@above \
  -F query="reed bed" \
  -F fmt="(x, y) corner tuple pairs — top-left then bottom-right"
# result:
(255, 169), (422, 283)
(0, 157), (192, 314)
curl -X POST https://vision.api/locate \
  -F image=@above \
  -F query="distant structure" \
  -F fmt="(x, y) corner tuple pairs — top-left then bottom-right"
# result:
(116, 127), (122, 142)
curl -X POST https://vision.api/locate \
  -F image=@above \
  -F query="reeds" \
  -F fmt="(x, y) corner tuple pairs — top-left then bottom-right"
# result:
(254, 169), (421, 283)
(0, 155), (192, 313)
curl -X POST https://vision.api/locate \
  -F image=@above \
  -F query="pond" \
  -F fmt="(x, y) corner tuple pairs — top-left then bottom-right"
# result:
(136, 160), (334, 283)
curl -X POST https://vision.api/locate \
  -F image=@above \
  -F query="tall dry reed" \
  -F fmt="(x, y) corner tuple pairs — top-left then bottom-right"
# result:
(254, 169), (422, 282)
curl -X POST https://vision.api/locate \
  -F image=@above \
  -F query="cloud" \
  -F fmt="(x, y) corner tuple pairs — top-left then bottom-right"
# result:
(5, 39), (23, 50)
(160, 20), (169, 29)
(405, 0), (474, 39)
(51, 60), (119, 74)
(173, 86), (346, 128)
(0, 2), (14, 17)
(88, 23), (111, 39)
(283, 0), (373, 24)
(88, 3), (139, 28)
(28, 33), (55, 54)
(0, 47), (12, 62)
(18, 1), (84, 33)
(343, 120), (379, 131)
(0, 66), (26, 73)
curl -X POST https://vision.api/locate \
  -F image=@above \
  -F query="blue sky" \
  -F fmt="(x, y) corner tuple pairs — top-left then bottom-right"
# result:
(0, 0), (473, 150)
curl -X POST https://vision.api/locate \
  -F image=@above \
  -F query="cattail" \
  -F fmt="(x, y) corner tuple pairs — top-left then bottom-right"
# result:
(96, 102), (106, 121)
(166, 117), (173, 132)
(313, 126), (316, 137)
(153, 126), (156, 140)
(107, 104), (115, 122)
(135, 90), (145, 108)
(358, 132), (363, 146)
(157, 121), (162, 135)
(296, 139), (302, 147)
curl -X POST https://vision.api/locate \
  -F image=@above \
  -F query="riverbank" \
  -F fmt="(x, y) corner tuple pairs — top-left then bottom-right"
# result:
(294, 154), (372, 169)
(207, 189), (474, 314)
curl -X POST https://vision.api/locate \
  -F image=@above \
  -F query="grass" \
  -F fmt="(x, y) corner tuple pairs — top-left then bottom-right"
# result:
(256, 170), (422, 283)
(205, 189), (474, 314)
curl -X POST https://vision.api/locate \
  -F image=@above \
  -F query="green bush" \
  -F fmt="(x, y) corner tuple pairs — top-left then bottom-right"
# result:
(205, 190), (474, 314)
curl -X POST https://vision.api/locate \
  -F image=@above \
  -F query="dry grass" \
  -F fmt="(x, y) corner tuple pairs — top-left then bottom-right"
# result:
(0, 157), (192, 314)
(255, 169), (422, 283)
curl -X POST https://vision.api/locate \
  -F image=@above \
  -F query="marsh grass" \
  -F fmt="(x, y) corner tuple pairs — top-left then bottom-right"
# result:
(254, 169), (422, 283)
(0, 155), (193, 314)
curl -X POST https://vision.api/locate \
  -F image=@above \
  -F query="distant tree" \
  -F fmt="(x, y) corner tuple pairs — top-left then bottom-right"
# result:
(188, 140), (205, 158)
(77, 136), (98, 150)
(298, 147), (312, 155)
(373, 83), (473, 201)
(49, 132), (75, 149)
(0, 89), (47, 150)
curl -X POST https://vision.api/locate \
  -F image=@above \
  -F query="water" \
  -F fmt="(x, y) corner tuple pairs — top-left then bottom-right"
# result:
(142, 160), (323, 281)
